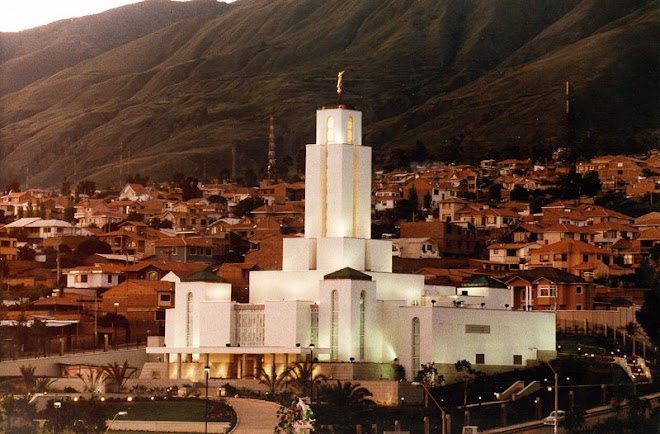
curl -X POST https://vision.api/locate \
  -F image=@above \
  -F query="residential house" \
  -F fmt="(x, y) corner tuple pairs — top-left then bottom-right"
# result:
(64, 264), (126, 296)
(119, 183), (152, 202)
(123, 261), (210, 281)
(590, 222), (638, 247)
(504, 267), (594, 311)
(391, 238), (440, 259)
(537, 224), (596, 245)
(438, 198), (470, 223)
(399, 220), (477, 257)
(5, 218), (79, 246)
(529, 239), (620, 280)
(217, 262), (258, 303)
(487, 243), (542, 270)
(153, 237), (225, 264)
(0, 237), (18, 260)
(101, 279), (175, 340)
(250, 204), (304, 223)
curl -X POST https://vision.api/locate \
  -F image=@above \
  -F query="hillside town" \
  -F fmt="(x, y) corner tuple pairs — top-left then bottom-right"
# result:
(2, 152), (660, 337)
(1, 140), (659, 432)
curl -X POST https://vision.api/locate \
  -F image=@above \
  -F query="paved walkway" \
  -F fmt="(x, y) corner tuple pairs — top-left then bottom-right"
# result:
(228, 397), (281, 433)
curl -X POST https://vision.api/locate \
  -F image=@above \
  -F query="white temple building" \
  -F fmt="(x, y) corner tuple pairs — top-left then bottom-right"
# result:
(147, 104), (556, 383)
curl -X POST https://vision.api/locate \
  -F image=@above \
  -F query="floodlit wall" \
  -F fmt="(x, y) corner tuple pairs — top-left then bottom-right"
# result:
(396, 307), (556, 380)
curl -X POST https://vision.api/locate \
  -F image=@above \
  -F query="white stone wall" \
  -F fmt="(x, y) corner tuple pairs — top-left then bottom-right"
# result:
(395, 306), (556, 380)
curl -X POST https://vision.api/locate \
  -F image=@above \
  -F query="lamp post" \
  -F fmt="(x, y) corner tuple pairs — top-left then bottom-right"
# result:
(104, 410), (128, 434)
(544, 362), (559, 434)
(113, 301), (119, 350)
(204, 365), (210, 434)
(412, 382), (446, 434)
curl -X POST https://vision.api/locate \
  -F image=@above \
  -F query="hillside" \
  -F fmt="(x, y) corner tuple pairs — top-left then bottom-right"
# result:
(0, 0), (657, 188)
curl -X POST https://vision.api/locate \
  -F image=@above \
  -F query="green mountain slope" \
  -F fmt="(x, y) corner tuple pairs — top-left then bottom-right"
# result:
(0, 0), (657, 188)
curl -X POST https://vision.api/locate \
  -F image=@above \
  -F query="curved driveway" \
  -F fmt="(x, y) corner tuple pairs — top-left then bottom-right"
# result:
(228, 397), (280, 433)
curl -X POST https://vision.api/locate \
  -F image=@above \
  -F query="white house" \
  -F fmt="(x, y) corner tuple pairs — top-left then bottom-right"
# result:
(148, 103), (555, 384)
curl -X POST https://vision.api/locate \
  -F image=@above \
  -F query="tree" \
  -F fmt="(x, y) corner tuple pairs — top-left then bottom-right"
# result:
(127, 173), (149, 186)
(63, 207), (76, 223)
(321, 380), (375, 409)
(454, 360), (482, 407)
(234, 197), (266, 218)
(77, 370), (106, 394)
(283, 359), (325, 397)
(256, 366), (288, 400)
(5, 180), (20, 193)
(180, 177), (202, 201)
(16, 245), (35, 261)
(60, 178), (71, 197)
(563, 407), (585, 431)
(76, 238), (111, 256)
(18, 365), (36, 394)
(102, 361), (137, 393)
(76, 180), (96, 197)
(636, 275), (660, 348)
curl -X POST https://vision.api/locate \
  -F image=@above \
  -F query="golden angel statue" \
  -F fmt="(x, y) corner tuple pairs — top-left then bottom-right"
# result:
(336, 70), (345, 98)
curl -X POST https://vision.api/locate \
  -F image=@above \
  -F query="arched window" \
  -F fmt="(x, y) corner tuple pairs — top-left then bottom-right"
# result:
(347, 116), (354, 145)
(326, 116), (335, 144)
(186, 292), (193, 347)
(412, 317), (420, 375)
(331, 290), (339, 360)
(147, 271), (159, 281)
(359, 291), (365, 360)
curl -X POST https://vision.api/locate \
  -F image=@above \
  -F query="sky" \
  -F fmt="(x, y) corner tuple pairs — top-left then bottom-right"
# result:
(1, 0), (232, 32)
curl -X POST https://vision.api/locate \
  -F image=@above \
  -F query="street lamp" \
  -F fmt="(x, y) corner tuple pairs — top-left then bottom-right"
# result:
(204, 365), (210, 434)
(412, 382), (447, 434)
(544, 362), (559, 434)
(104, 410), (128, 434)
(114, 301), (119, 350)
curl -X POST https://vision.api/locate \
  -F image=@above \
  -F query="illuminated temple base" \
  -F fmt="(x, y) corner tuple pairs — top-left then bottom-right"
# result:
(147, 105), (556, 382)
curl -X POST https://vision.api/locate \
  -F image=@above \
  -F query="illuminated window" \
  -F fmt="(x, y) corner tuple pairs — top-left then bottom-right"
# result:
(359, 291), (365, 361)
(147, 271), (159, 280)
(327, 116), (335, 143)
(310, 304), (319, 347)
(347, 117), (354, 144)
(186, 292), (193, 347)
(412, 317), (420, 375)
(331, 290), (339, 360)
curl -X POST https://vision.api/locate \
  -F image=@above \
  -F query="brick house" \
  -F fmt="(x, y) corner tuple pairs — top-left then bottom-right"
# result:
(101, 279), (175, 341)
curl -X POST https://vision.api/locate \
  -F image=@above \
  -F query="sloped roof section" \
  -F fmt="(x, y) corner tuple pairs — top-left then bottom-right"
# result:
(324, 267), (372, 281)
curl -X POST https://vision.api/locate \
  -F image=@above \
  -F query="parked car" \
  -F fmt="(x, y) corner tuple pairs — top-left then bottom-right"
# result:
(462, 427), (481, 434)
(543, 410), (566, 426)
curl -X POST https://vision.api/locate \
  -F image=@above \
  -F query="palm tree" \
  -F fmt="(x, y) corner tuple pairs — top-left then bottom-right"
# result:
(77, 370), (107, 394)
(283, 359), (326, 397)
(321, 380), (375, 409)
(19, 365), (36, 394)
(103, 361), (137, 393)
(257, 366), (288, 400)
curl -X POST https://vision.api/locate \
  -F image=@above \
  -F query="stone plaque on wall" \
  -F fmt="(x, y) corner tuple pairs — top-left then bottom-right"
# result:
(465, 324), (491, 334)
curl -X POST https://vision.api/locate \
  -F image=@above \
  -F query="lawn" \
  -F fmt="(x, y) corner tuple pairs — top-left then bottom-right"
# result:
(102, 398), (234, 422)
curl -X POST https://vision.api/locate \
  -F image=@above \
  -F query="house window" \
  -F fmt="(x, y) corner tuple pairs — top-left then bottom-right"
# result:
(171, 249), (177, 256)
(507, 249), (516, 257)
(583, 254), (589, 262)
(476, 353), (485, 364)
(159, 293), (171, 303)
(189, 247), (196, 255)
(576, 286), (582, 294)
(513, 355), (523, 365)
(412, 317), (420, 374)
(76, 275), (88, 283)
(155, 310), (166, 321)
(540, 255), (549, 262)
(359, 291), (365, 361)
(107, 275), (112, 284)
(205, 248), (212, 256)
(538, 285), (557, 297)
(493, 249), (499, 254)
(147, 271), (159, 280)
(331, 290), (339, 360)
(576, 305), (582, 310)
